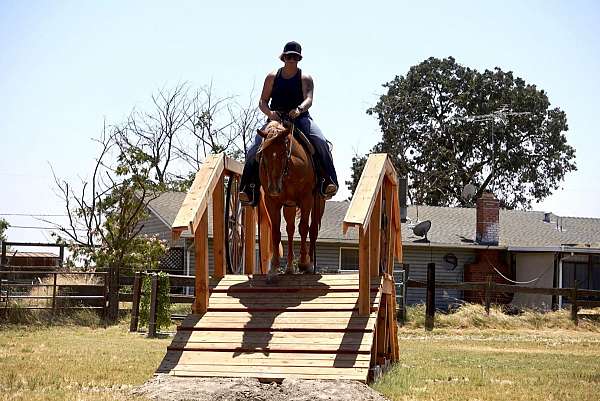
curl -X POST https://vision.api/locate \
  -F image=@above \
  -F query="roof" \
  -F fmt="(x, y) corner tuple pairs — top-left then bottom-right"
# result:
(7, 252), (59, 258)
(145, 191), (600, 250)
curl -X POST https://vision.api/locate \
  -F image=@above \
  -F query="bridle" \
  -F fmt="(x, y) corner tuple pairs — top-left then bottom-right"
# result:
(260, 116), (294, 183)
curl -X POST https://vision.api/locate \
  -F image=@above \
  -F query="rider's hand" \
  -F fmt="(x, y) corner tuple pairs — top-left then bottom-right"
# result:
(288, 107), (302, 119)
(269, 111), (281, 122)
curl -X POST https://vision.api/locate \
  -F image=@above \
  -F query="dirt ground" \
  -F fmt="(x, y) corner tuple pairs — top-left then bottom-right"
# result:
(132, 374), (389, 401)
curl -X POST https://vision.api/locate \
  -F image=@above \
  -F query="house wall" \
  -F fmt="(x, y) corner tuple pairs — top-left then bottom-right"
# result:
(401, 246), (474, 310)
(138, 212), (185, 248)
(178, 238), (475, 310)
(511, 252), (555, 310)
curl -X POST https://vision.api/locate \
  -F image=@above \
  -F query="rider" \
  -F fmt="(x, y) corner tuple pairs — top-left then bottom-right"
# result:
(239, 41), (338, 206)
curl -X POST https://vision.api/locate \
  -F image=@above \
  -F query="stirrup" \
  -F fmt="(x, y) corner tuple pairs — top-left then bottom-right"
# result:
(320, 179), (337, 199)
(240, 184), (258, 207)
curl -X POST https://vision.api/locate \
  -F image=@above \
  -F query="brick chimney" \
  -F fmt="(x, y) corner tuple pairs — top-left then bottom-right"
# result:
(476, 192), (499, 245)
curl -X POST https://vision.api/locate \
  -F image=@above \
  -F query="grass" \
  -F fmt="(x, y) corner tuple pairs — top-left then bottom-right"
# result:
(0, 317), (168, 401)
(373, 305), (600, 401)
(1, 304), (599, 400)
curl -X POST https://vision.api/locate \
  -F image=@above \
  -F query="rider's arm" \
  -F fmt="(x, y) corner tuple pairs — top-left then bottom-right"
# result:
(298, 74), (314, 113)
(259, 72), (278, 120)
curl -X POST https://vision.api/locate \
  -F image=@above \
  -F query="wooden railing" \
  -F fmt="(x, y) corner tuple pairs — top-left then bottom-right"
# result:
(343, 154), (403, 316)
(0, 270), (108, 315)
(170, 153), (274, 314)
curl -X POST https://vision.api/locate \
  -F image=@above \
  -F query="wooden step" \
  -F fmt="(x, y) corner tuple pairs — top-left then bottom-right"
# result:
(157, 274), (382, 382)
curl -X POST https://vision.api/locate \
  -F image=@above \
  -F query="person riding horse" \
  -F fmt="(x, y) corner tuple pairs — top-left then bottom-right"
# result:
(239, 41), (338, 206)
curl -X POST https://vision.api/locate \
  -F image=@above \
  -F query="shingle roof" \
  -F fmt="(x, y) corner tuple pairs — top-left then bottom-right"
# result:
(145, 192), (600, 249)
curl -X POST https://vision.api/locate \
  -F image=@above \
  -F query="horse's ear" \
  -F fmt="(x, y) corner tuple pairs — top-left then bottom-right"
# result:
(257, 129), (268, 138)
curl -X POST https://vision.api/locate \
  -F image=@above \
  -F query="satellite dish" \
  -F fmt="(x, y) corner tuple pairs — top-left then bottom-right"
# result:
(461, 183), (477, 201)
(413, 220), (431, 241)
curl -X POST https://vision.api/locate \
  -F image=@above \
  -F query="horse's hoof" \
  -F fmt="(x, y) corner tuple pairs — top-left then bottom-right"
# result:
(298, 263), (314, 274)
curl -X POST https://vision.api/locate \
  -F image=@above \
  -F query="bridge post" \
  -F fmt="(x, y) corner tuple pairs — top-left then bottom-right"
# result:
(244, 207), (256, 274)
(212, 175), (226, 279)
(369, 190), (382, 277)
(359, 225), (371, 315)
(194, 209), (209, 314)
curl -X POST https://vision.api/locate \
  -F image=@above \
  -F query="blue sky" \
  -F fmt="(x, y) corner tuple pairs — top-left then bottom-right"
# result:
(1, 0), (599, 245)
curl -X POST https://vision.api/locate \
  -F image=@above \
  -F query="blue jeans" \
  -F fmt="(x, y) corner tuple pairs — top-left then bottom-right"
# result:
(240, 113), (338, 197)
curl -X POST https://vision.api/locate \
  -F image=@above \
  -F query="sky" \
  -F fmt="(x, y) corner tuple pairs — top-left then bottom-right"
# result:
(1, 0), (599, 248)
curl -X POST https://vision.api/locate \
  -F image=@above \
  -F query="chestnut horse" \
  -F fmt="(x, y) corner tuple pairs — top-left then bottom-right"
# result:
(256, 120), (325, 281)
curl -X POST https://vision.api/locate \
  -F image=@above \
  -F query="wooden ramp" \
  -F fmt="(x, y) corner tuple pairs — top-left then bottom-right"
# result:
(157, 273), (396, 382)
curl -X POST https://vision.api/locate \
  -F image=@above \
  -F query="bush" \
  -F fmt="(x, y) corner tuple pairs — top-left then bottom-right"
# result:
(139, 272), (171, 331)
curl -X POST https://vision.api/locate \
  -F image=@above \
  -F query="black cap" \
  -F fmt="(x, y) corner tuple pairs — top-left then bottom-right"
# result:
(280, 41), (302, 61)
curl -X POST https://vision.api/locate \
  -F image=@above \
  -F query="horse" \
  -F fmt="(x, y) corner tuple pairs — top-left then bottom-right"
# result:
(256, 120), (326, 282)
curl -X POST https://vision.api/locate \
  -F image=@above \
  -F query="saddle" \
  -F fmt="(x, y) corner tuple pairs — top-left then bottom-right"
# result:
(293, 128), (315, 157)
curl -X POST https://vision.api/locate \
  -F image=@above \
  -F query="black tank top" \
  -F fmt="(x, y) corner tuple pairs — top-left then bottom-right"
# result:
(269, 68), (304, 113)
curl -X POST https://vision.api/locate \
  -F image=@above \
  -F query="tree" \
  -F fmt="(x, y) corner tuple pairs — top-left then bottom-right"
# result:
(116, 83), (261, 191)
(349, 57), (577, 209)
(0, 218), (9, 243)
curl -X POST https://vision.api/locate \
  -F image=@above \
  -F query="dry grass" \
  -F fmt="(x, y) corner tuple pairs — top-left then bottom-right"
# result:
(373, 328), (600, 401)
(2, 304), (599, 400)
(403, 303), (600, 331)
(0, 319), (168, 401)
(373, 304), (600, 400)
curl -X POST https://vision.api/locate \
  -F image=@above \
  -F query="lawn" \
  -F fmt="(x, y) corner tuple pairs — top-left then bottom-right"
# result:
(0, 314), (169, 401)
(0, 306), (599, 401)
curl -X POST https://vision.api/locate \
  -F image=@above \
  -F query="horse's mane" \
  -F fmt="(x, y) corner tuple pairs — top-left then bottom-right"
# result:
(257, 121), (291, 154)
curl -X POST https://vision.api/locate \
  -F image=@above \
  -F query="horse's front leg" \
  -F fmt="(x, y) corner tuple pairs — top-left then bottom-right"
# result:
(297, 200), (314, 274)
(283, 206), (296, 274)
(265, 200), (282, 283)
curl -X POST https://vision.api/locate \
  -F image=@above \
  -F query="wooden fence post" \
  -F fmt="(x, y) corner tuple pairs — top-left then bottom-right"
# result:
(129, 272), (142, 332)
(51, 272), (58, 314)
(106, 266), (120, 322)
(425, 262), (435, 331)
(571, 282), (579, 325)
(148, 274), (159, 338)
(485, 276), (492, 316)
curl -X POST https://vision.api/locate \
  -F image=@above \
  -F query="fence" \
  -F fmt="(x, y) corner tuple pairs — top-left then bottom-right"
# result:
(406, 274), (600, 329)
(0, 270), (108, 316)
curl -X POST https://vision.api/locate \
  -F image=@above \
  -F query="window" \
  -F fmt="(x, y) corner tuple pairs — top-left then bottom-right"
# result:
(339, 247), (359, 272)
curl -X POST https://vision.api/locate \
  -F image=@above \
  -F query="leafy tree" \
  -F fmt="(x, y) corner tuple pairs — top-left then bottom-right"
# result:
(0, 218), (9, 244)
(349, 57), (576, 209)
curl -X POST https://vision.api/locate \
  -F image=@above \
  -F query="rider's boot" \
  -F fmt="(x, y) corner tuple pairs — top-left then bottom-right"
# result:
(320, 177), (338, 199)
(239, 184), (259, 207)
(239, 159), (260, 207)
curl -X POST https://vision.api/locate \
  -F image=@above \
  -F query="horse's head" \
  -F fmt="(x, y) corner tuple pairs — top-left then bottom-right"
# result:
(256, 120), (293, 197)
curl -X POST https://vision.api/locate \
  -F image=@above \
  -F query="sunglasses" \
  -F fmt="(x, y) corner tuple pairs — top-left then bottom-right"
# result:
(283, 53), (300, 61)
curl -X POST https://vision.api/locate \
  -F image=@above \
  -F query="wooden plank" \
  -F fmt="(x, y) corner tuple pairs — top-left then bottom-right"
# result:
(172, 330), (370, 342)
(165, 365), (367, 375)
(224, 157), (244, 176)
(160, 351), (371, 363)
(369, 189), (381, 277)
(194, 209), (209, 314)
(176, 323), (375, 332)
(210, 289), (364, 296)
(244, 207), (256, 274)
(384, 179), (395, 274)
(172, 153), (225, 240)
(210, 273), (362, 282)
(164, 370), (367, 382)
(342, 153), (388, 233)
(212, 174), (226, 278)
(359, 226), (370, 316)
(180, 311), (378, 323)
(168, 342), (372, 353)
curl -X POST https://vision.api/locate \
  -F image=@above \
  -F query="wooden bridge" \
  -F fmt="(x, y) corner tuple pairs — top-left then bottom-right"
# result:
(159, 152), (403, 382)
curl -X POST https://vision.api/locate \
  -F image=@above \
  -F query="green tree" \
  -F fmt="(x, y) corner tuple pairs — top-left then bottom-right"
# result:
(0, 218), (9, 243)
(349, 57), (576, 209)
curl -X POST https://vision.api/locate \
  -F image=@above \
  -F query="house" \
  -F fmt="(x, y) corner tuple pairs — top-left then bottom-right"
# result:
(140, 191), (600, 310)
